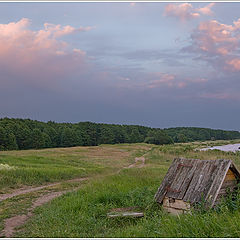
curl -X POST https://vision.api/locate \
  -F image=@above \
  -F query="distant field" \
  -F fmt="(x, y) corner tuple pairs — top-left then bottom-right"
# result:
(1, 140), (240, 237)
(0, 144), (150, 192)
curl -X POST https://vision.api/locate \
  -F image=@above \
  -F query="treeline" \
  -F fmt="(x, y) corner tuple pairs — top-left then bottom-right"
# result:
(165, 127), (240, 143)
(0, 118), (240, 150)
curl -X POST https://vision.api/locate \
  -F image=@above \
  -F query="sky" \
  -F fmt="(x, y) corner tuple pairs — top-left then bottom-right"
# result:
(0, 2), (240, 130)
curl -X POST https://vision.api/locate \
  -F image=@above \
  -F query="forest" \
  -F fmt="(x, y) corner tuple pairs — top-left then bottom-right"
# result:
(0, 117), (240, 150)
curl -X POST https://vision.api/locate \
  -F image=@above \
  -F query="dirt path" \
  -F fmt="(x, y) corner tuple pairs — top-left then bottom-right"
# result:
(0, 177), (88, 202)
(117, 155), (146, 174)
(127, 156), (145, 169)
(2, 190), (68, 237)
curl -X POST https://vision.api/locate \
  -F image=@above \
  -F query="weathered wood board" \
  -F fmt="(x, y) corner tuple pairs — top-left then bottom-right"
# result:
(155, 158), (240, 212)
(107, 212), (144, 218)
(155, 158), (181, 203)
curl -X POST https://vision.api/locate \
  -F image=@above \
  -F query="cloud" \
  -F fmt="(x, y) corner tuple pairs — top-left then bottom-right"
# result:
(147, 73), (177, 88)
(164, 3), (215, 21)
(43, 22), (94, 38)
(115, 70), (209, 92)
(197, 3), (215, 16)
(184, 18), (240, 72)
(0, 18), (94, 89)
(145, 73), (209, 89)
(225, 58), (240, 71)
(164, 3), (199, 21)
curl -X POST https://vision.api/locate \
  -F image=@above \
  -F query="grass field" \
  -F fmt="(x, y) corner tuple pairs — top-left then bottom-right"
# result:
(1, 140), (240, 237)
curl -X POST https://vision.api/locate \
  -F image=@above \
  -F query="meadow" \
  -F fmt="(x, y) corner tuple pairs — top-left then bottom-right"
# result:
(1, 140), (240, 237)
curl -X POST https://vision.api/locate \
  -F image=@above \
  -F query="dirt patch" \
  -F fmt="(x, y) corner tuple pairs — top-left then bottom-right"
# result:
(3, 214), (30, 238)
(30, 191), (65, 210)
(126, 156), (145, 169)
(1, 188), (79, 237)
(0, 177), (88, 202)
(132, 156), (145, 168)
(117, 155), (146, 174)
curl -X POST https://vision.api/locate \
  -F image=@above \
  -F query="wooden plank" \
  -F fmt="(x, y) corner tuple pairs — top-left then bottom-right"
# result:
(191, 160), (222, 203)
(166, 159), (196, 200)
(205, 159), (231, 208)
(165, 161), (187, 199)
(183, 159), (229, 205)
(163, 197), (190, 210)
(107, 212), (144, 218)
(183, 160), (213, 203)
(177, 159), (199, 200)
(182, 160), (205, 202)
(155, 158), (182, 203)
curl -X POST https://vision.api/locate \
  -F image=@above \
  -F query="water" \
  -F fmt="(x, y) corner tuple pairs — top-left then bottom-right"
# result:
(200, 143), (240, 153)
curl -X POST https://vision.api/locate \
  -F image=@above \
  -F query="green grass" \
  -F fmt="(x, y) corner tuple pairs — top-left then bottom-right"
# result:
(0, 144), (150, 192)
(16, 169), (240, 238)
(2, 140), (240, 237)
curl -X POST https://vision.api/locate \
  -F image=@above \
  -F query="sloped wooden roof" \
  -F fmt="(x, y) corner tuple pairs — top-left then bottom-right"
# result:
(155, 158), (240, 208)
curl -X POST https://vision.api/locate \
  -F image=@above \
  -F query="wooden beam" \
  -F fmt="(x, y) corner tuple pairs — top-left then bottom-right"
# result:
(107, 212), (144, 218)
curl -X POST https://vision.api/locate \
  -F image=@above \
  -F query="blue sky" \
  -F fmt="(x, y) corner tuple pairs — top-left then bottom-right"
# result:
(0, 2), (240, 130)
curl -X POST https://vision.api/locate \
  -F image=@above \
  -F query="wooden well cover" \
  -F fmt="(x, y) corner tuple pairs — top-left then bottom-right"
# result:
(155, 158), (240, 208)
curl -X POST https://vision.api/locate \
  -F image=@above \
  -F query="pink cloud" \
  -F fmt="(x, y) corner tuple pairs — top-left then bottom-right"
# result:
(43, 23), (94, 38)
(197, 3), (215, 16)
(147, 73), (176, 88)
(195, 20), (237, 55)
(177, 82), (187, 88)
(147, 73), (209, 89)
(134, 73), (207, 90)
(186, 18), (240, 72)
(225, 58), (240, 71)
(164, 3), (199, 21)
(0, 18), (94, 89)
(164, 3), (215, 21)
